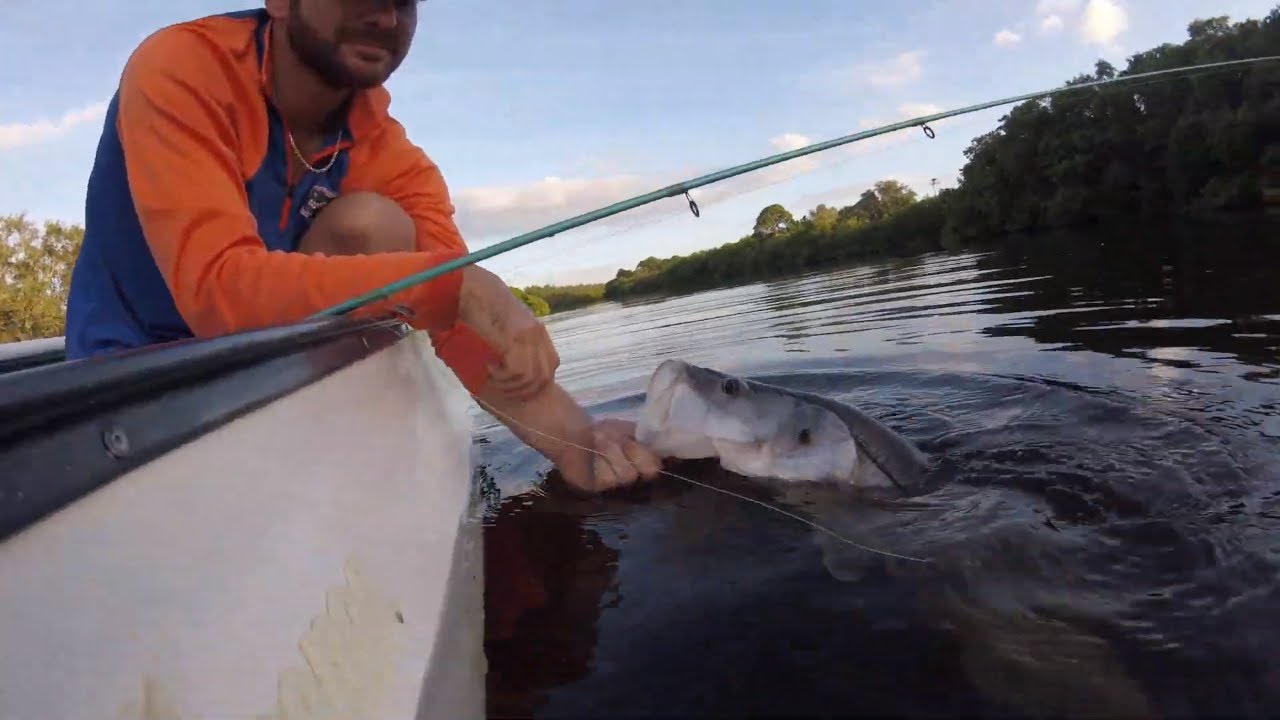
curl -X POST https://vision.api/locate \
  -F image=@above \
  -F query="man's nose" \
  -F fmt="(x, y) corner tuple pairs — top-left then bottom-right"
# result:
(362, 0), (402, 28)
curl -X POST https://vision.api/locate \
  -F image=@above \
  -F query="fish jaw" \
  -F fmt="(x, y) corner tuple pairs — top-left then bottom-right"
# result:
(637, 360), (718, 458)
(636, 359), (689, 447)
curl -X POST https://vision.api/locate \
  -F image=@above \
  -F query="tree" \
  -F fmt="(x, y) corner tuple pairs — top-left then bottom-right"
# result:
(508, 286), (550, 317)
(1189, 16), (1233, 39)
(1, 214), (83, 342)
(872, 180), (919, 218)
(752, 203), (794, 237)
(806, 204), (839, 234)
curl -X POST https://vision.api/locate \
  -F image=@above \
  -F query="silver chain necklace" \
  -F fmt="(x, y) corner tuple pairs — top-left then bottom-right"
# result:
(288, 129), (343, 174)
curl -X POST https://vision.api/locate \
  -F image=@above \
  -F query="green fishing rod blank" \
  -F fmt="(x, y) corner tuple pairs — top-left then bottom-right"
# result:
(310, 55), (1280, 320)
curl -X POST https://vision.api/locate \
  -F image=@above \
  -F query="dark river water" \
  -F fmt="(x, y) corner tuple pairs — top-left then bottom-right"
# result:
(473, 217), (1280, 719)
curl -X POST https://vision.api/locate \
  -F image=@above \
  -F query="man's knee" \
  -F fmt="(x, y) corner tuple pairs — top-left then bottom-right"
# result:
(297, 191), (416, 256)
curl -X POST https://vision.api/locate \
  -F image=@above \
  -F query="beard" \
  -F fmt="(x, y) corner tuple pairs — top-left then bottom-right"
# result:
(285, 0), (406, 90)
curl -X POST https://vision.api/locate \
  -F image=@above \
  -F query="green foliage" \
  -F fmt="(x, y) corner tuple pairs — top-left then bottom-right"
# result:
(508, 286), (551, 317)
(520, 283), (606, 313)
(1, 214), (83, 342)
(941, 7), (1280, 244)
(753, 203), (795, 237)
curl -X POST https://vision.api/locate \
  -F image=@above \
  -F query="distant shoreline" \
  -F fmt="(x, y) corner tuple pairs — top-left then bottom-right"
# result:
(524, 210), (1280, 317)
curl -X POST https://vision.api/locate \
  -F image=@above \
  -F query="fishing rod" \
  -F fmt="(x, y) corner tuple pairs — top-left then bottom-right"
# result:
(311, 55), (1280, 319)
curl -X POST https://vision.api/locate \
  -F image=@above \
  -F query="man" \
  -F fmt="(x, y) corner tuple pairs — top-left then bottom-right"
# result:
(63, 0), (662, 493)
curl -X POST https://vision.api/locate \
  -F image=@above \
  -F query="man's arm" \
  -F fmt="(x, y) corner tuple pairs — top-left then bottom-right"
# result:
(335, 87), (661, 489)
(473, 379), (663, 493)
(115, 28), (471, 338)
(345, 104), (559, 399)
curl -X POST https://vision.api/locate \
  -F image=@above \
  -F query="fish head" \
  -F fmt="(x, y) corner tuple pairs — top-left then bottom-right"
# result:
(637, 359), (859, 483)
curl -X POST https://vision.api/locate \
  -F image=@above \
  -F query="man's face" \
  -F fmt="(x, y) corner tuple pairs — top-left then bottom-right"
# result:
(279, 0), (419, 90)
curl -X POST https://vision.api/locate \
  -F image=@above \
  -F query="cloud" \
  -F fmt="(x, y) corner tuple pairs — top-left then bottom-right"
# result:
(770, 133), (812, 152)
(0, 101), (108, 152)
(1080, 0), (1128, 46)
(1035, 0), (1077, 34)
(1040, 15), (1065, 33)
(453, 173), (656, 240)
(854, 50), (926, 88)
(993, 29), (1023, 47)
(452, 131), (830, 244)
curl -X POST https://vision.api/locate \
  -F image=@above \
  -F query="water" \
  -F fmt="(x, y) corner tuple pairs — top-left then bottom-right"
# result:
(474, 218), (1280, 719)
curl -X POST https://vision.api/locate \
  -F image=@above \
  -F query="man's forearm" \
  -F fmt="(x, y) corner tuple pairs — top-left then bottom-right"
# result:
(473, 378), (596, 489)
(456, 265), (527, 355)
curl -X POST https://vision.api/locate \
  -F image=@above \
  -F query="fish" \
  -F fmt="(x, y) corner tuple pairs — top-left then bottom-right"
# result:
(635, 359), (931, 494)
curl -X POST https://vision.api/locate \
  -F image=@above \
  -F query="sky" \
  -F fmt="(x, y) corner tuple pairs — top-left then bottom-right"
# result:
(1, 0), (1276, 287)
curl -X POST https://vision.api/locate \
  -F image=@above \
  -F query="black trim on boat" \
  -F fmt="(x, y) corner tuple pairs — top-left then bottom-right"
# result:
(0, 317), (411, 544)
(0, 336), (66, 375)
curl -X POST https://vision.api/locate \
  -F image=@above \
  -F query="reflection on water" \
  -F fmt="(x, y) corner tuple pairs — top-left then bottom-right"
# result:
(476, 218), (1280, 718)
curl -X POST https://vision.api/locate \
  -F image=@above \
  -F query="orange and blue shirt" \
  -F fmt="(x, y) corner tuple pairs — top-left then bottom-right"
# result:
(64, 9), (499, 393)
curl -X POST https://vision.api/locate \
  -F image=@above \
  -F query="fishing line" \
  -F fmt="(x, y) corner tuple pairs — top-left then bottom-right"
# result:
(309, 55), (1279, 320)
(473, 396), (932, 564)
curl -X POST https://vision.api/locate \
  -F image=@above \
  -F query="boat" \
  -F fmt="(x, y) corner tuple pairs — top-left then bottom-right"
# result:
(0, 317), (486, 719)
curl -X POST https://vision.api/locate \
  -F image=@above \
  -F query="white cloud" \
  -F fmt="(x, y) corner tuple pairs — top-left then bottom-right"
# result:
(993, 29), (1023, 47)
(0, 101), (108, 152)
(1040, 14), (1065, 33)
(453, 173), (655, 240)
(855, 50), (926, 88)
(770, 133), (812, 152)
(1080, 0), (1128, 46)
(453, 133), (831, 243)
(1035, 0), (1077, 34)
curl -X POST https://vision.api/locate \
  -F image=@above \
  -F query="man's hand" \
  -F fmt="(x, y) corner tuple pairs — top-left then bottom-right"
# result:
(582, 418), (663, 492)
(457, 265), (560, 401)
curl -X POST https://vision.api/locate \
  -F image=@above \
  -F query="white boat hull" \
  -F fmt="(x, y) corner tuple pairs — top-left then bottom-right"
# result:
(0, 329), (485, 719)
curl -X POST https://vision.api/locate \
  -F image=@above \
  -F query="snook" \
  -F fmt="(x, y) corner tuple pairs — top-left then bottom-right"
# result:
(635, 359), (930, 494)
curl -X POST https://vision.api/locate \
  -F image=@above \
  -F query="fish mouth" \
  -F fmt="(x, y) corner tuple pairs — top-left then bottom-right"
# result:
(636, 359), (691, 446)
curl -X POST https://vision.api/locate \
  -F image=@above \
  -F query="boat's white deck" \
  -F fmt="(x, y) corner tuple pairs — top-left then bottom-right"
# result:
(0, 331), (484, 719)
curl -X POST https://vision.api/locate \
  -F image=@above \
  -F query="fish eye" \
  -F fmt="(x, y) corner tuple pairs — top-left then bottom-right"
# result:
(798, 428), (811, 445)
(721, 378), (741, 396)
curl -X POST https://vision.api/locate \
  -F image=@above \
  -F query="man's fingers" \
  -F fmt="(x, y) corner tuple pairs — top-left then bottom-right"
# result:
(604, 439), (638, 485)
(622, 439), (662, 480)
(591, 447), (621, 491)
(593, 438), (639, 490)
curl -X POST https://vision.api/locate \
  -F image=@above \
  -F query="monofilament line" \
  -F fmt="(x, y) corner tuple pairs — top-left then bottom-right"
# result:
(474, 397), (931, 564)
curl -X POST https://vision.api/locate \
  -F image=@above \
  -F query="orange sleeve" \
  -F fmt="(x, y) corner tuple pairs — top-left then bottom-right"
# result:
(115, 28), (466, 339)
(347, 109), (503, 394)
